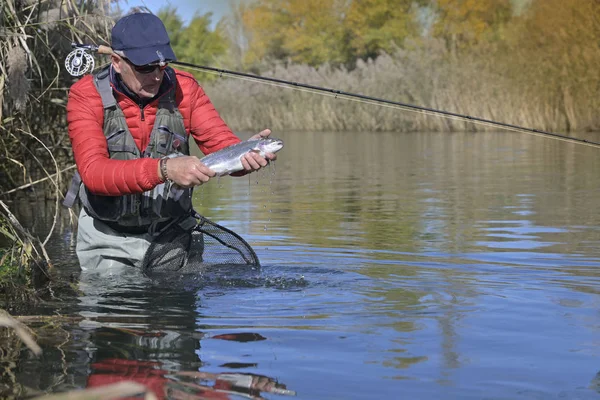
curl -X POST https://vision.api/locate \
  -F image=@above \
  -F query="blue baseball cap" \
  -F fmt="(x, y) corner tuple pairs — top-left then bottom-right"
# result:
(111, 13), (176, 66)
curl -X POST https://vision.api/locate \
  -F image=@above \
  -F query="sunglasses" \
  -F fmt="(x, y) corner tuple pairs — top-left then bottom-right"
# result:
(123, 57), (168, 74)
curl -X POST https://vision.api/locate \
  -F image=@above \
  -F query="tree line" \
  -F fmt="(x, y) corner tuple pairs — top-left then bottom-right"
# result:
(160, 0), (598, 133)
(162, 0), (598, 81)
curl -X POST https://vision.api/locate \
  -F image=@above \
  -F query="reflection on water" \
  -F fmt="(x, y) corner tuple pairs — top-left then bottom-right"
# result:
(6, 131), (600, 399)
(85, 327), (294, 399)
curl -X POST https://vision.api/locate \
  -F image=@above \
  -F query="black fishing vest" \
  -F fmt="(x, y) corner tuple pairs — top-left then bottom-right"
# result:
(64, 66), (192, 227)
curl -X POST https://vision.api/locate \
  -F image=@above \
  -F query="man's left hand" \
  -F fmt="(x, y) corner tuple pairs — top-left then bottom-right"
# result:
(240, 128), (278, 172)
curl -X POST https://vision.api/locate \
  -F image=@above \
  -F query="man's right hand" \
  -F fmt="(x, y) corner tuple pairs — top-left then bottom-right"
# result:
(159, 156), (215, 188)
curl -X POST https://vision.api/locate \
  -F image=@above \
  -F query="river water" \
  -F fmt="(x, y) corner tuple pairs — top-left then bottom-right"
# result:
(7, 131), (600, 399)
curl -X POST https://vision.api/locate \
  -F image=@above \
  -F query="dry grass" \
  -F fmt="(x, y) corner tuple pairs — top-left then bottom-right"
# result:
(205, 38), (599, 133)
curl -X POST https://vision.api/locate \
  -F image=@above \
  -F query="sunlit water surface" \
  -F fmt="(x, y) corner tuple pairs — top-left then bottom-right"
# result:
(8, 131), (600, 399)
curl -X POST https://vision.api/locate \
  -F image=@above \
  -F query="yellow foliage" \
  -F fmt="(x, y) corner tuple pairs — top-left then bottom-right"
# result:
(282, 0), (348, 65)
(240, 1), (282, 66)
(240, 0), (418, 67)
(344, 0), (417, 59)
(229, 0), (598, 131)
(433, 0), (512, 48)
(514, 0), (599, 70)
(242, 0), (348, 67)
(504, 0), (600, 130)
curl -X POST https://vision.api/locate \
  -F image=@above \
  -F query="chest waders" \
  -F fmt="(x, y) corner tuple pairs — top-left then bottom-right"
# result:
(64, 66), (193, 232)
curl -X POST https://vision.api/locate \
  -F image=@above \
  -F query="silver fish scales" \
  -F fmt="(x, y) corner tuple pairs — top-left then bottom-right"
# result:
(200, 137), (284, 176)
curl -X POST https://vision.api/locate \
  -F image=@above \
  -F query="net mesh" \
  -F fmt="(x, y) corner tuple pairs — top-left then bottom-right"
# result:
(142, 211), (259, 277)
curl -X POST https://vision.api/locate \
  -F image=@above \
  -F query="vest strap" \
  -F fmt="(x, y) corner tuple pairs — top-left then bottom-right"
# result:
(95, 67), (117, 109)
(62, 171), (82, 208)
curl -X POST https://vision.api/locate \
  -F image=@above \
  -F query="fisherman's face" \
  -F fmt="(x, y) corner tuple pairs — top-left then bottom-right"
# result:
(112, 54), (166, 98)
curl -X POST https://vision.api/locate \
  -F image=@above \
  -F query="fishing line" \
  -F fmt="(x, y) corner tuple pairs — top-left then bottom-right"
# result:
(171, 61), (600, 150)
(67, 44), (600, 149)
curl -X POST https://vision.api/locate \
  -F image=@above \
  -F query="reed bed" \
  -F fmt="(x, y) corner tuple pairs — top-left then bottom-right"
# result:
(205, 39), (599, 134)
(0, 0), (113, 197)
(0, 0), (114, 315)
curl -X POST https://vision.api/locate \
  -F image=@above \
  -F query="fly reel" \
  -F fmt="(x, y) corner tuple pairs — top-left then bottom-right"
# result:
(64, 43), (112, 77)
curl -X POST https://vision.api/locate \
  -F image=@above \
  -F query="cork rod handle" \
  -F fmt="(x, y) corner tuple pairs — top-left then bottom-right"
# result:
(97, 45), (113, 55)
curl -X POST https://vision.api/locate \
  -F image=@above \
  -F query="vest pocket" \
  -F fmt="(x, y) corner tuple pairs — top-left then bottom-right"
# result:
(83, 190), (140, 222)
(144, 181), (192, 219)
(156, 125), (189, 156)
(163, 184), (192, 217)
(106, 129), (138, 155)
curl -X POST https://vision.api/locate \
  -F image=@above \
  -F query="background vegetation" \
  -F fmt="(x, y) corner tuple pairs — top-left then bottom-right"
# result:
(188, 0), (598, 133)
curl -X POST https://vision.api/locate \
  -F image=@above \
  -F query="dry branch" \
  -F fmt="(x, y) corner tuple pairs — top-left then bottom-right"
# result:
(0, 309), (42, 356)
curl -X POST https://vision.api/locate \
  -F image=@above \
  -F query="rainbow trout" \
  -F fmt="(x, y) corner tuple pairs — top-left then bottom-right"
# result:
(200, 137), (284, 176)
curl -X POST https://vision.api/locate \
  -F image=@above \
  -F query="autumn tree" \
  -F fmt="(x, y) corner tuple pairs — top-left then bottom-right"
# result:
(432, 0), (513, 52)
(343, 0), (419, 61)
(509, 0), (599, 83)
(505, 0), (600, 130)
(240, 0), (349, 67)
(239, 0), (429, 68)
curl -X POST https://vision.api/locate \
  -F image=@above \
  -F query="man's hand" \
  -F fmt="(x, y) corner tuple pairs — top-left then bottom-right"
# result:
(161, 155), (215, 188)
(240, 128), (278, 172)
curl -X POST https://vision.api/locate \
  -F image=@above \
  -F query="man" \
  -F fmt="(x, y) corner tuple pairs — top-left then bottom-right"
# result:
(65, 12), (275, 275)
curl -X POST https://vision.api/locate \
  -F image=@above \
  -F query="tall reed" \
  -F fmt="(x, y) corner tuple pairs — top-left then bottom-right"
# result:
(205, 39), (598, 134)
(0, 0), (113, 196)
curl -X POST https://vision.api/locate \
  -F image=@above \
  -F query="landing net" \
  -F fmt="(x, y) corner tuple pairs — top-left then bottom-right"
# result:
(142, 211), (259, 277)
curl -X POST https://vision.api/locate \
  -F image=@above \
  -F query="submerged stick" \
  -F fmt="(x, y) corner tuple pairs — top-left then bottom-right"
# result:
(0, 309), (42, 356)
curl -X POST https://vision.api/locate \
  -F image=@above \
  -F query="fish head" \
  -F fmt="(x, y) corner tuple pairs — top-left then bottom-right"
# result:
(259, 138), (284, 154)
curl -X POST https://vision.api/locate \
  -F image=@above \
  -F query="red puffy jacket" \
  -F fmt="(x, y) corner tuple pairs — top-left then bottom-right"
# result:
(67, 68), (240, 196)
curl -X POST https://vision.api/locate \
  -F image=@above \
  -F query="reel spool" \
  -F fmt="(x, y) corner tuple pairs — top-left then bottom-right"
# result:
(64, 44), (112, 77)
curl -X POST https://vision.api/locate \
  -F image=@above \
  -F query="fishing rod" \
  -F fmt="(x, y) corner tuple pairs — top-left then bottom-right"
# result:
(66, 43), (600, 150)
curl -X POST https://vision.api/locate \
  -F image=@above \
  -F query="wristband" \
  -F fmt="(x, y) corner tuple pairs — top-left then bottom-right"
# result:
(159, 157), (169, 182)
